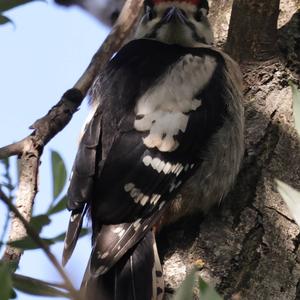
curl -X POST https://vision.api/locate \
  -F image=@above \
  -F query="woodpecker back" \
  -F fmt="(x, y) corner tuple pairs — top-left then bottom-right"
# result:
(63, 1), (244, 299)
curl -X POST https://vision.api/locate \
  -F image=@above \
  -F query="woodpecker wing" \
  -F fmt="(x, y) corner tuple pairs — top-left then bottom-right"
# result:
(81, 230), (162, 300)
(63, 105), (103, 265)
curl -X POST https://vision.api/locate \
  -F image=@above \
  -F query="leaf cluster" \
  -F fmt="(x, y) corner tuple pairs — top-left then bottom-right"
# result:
(172, 267), (223, 300)
(0, 0), (41, 26)
(0, 150), (88, 299)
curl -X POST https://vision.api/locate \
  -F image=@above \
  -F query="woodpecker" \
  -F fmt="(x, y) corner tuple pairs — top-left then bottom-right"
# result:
(63, 0), (244, 299)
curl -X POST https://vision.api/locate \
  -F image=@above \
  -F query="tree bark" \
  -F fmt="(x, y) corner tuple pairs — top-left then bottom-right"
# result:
(226, 0), (280, 62)
(160, 59), (300, 299)
(158, 1), (300, 299)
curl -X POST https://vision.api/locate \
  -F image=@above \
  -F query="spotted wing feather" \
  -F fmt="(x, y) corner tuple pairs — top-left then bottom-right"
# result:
(66, 39), (231, 299)
(82, 231), (158, 300)
(87, 39), (228, 274)
(62, 206), (88, 266)
(63, 106), (102, 265)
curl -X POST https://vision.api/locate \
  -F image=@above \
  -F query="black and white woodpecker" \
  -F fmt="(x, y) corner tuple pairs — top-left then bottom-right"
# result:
(63, 0), (244, 299)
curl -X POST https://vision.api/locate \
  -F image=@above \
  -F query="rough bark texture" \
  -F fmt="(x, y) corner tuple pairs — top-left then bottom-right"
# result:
(209, 0), (232, 47)
(160, 60), (300, 300)
(2, 143), (39, 262)
(226, 0), (280, 62)
(158, 1), (300, 299)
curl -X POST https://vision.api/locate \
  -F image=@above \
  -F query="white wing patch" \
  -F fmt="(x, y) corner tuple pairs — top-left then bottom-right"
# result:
(142, 155), (185, 176)
(124, 182), (163, 207)
(134, 54), (216, 152)
(141, 112), (188, 151)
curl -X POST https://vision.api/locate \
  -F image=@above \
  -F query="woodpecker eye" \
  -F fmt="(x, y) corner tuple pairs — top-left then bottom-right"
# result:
(194, 10), (202, 22)
(145, 6), (157, 20)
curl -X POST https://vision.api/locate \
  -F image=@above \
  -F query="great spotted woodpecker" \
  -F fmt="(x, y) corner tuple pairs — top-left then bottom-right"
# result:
(63, 0), (244, 299)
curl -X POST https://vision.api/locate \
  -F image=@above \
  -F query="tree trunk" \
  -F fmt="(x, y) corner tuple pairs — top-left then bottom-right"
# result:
(160, 60), (300, 299)
(225, 0), (280, 62)
(158, 1), (300, 299)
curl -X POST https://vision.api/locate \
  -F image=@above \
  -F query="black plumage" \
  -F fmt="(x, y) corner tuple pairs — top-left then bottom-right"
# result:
(63, 38), (237, 300)
(68, 39), (227, 214)
(82, 231), (156, 300)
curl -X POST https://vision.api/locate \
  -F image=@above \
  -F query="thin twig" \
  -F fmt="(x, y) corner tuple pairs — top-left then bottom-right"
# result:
(0, 139), (26, 160)
(13, 273), (68, 290)
(2, 138), (39, 262)
(0, 0), (143, 267)
(74, 0), (143, 95)
(0, 188), (79, 299)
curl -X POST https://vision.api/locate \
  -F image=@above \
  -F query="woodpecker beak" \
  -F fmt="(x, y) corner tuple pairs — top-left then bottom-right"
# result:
(162, 7), (187, 24)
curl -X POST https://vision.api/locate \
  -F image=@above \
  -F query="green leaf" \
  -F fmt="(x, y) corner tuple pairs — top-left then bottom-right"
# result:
(291, 83), (300, 137)
(0, 157), (9, 168)
(8, 227), (88, 250)
(12, 274), (70, 298)
(199, 278), (223, 300)
(8, 237), (54, 250)
(0, 14), (12, 25)
(276, 179), (300, 228)
(6, 261), (18, 274)
(173, 268), (197, 300)
(0, 262), (13, 300)
(199, 278), (209, 294)
(0, 0), (37, 12)
(51, 150), (67, 200)
(47, 195), (67, 215)
(51, 228), (89, 243)
(79, 228), (89, 238)
(52, 232), (66, 242)
(30, 214), (51, 234)
(172, 268), (223, 300)
(10, 289), (17, 299)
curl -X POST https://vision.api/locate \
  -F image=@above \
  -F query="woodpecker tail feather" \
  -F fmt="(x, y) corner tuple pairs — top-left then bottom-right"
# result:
(81, 230), (164, 300)
(62, 205), (88, 266)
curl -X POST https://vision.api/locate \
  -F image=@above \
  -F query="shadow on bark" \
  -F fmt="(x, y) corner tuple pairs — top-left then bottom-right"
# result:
(158, 11), (300, 295)
(159, 89), (300, 299)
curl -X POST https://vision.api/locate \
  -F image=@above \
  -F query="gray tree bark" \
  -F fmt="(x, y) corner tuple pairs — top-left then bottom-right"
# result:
(225, 0), (280, 62)
(159, 1), (300, 299)
(160, 60), (300, 300)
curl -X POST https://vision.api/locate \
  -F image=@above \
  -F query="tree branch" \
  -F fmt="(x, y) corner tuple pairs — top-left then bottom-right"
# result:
(0, 188), (78, 299)
(0, 139), (27, 160)
(0, 0), (143, 266)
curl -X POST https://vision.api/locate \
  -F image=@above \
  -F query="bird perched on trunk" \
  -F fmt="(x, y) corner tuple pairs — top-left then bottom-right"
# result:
(63, 0), (244, 299)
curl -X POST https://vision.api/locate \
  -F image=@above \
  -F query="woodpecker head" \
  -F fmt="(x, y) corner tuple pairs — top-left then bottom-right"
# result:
(135, 0), (214, 47)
